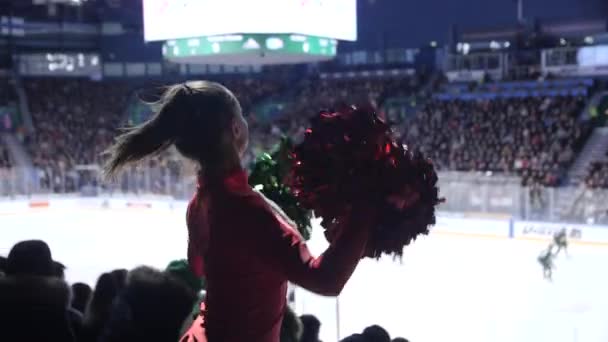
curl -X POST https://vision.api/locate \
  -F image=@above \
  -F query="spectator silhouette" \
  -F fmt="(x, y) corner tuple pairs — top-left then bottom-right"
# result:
(164, 259), (207, 336)
(392, 338), (410, 342)
(82, 272), (121, 342)
(110, 268), (128, 291)
(362, 325), (391, 342)
(71, 282), (93, 314)
(280, 306), (303, 342)
(99, 266), (197, 342)
(52, 259), (85, 340)
(341, 334), (367, 342)
(0, 255), (6, 276)
(165, 259), (205, 293)
(0, 240), (75, 341)
(300, 314), (323, 342)
(4, 239), (55, 276)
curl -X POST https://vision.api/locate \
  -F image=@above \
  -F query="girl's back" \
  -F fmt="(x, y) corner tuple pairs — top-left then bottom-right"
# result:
(187, 170), (295, 342)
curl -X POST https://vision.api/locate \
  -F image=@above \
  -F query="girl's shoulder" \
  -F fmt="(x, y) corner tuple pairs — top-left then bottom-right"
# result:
(235, 188), (274, 215)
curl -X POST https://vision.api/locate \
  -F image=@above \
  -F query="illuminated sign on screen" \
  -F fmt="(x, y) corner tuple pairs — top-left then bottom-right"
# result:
(143, 0), (357, 42)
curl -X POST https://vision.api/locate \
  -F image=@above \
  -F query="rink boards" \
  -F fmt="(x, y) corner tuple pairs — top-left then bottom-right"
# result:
(0, 196), (188, 213)
(433, 214), (608, 246)
(2, 197), (608, 247)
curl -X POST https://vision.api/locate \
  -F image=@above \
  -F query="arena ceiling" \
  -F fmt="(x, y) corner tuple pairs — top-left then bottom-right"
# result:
(1, 0), (607, 54)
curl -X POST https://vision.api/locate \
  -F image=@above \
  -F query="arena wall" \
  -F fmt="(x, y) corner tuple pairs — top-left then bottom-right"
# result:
(2, 197), (608, 246)
(0, 196), (188, 215)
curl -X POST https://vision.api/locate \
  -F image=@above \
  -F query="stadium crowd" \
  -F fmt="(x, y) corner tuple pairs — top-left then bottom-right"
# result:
(585, 158), (608, 189)
(0, 77), (16, 106)
(17, 77), (277, 192)
(564, 157), (608, 225)
(0, 77), (15, 170)
(403, 96), (589, 186)
(0, 239), (411, 342)
(0, 75), (604, 196)
(22, 79), (130, 192)
(0, 142), (10, 169)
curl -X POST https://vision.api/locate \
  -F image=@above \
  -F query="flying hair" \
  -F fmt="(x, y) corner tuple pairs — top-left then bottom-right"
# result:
(103, 81), (241, 180)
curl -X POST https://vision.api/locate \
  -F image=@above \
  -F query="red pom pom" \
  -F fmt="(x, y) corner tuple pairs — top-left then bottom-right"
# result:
(289, 105), (443, 258)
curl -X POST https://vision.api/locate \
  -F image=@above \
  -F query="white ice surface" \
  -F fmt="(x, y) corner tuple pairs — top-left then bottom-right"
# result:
(296, 219), (608, 342)
(0, 207), (188, 285)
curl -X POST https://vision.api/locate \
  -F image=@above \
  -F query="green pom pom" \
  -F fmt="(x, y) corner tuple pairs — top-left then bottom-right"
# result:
(249, 137), (313, 240)
(165, 259), (206, 292)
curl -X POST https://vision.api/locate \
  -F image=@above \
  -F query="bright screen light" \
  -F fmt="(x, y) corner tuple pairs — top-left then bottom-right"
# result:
(577, 45), (608, 67)
(143, 0), (357, 42)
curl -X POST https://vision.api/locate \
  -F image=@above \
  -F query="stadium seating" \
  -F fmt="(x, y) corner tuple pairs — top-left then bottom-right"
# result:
(0, 77), (16, 107)
(22, 78), (130, 192)
(434, 78), (593, 101)
(585, 159), (608, 189)
(0, 74), (604, 193)
(403, 95), (590, 186)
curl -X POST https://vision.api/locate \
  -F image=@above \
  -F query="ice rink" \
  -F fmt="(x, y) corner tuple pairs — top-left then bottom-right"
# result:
(299, 226), (608, 342)
(0, 206), (189, 286)
(2, 206), (608, 342)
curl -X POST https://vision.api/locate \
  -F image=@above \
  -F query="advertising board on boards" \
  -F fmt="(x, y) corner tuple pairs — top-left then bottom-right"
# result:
(513, 221), (608, 245)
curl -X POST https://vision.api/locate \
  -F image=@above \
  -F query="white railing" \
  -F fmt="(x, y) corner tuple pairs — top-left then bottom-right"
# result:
(0, 164), (197, 200)
(2, 168), (608, 226)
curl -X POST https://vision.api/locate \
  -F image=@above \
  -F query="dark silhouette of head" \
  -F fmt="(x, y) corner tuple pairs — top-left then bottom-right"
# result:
(0, 255), (6, 275)
(0, 243), (75, 342)
(165, 259), (205, 293)
(5, 240), (54, 277)
(392, 338), (409, 342)
(341, 334), (367, 342)
(280, 306), (302, 342)
(300, 314), (322, 342)
(84, 272), (121, 332)
(71, 282), (92, 314)
(100, 266), (197, 342)
(110, 268), (128, 291)
(362, 325), (391, 342)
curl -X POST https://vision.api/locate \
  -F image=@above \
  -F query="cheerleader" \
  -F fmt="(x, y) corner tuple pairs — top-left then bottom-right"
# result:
(104, 81), (393, 342)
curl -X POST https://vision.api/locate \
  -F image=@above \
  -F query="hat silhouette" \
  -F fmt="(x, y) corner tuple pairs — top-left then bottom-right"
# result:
(6, 240), (55, 277)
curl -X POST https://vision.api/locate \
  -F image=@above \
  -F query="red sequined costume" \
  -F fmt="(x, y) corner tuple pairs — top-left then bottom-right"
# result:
(181, 169), (373, 342)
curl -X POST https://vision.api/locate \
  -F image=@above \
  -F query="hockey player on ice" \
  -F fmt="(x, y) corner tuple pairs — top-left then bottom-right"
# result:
(538, 246), (555, 281)
(552, 228), (568, 257)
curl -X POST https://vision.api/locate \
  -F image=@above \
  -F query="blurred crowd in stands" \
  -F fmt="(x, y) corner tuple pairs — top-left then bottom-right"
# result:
(17, 77), (281, 192)
(0, 77), (16, 106)
(574, 155), (608, 223)
(0, 239), (411, 342)
(404, 96), (589, 187)
(0, 77), (15, 170)
(585, 158), (608, 189)
(0, 74), (607, 199)
(22, 79), (130, 192)
(0, 142), (10, 169)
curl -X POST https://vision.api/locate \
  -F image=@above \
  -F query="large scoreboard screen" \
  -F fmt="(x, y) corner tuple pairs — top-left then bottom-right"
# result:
(143, 0), (356, 42)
